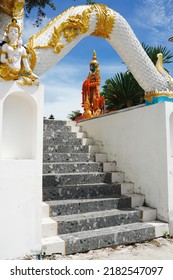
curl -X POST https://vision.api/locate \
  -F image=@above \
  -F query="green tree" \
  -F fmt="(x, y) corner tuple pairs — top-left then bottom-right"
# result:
(25, 0), (56, 26)
(102, 44), (173, 111)
(101, 72), (144, 111)
(68, 110), (82, 120)
(142, 43), (173, 66)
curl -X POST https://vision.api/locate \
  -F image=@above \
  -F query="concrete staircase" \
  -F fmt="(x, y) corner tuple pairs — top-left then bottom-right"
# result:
(42, 119), (169, 255)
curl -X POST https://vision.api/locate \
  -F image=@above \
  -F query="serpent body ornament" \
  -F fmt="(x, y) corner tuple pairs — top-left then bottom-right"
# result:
(1, 3), (173, 98)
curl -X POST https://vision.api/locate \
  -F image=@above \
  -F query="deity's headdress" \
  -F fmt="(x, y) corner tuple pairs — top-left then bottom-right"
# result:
(5, 18), (21, 38)
(90, 50), (99, 67)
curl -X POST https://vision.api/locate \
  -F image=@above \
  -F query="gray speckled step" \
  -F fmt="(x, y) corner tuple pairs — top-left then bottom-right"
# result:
(43, 172), (112, 187)
(43, 162), (103, 174)
(43, 144), (89, 153)
(60, 222), (155, 254)
(44, 119), (67, 125)
(42, 120), (156, 256)
(43, 183), (121, 201)
(53, 208), (141, 234)
(44, 121), (71, 132)
(43, 131), (77, 138)
(43, 153), (95, 163)
(43, 136), (82, 146)
(46, 196), (131, 216)
(44, 126), (71, 133)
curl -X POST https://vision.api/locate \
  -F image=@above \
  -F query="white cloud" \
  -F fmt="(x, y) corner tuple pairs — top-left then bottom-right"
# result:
(43, 88), (81, 120)
(134, 0), (173, 44)
(135, 0), (173, 27)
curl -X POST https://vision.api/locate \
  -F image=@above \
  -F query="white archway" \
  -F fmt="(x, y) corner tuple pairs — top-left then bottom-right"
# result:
(27, 4), (171, 94)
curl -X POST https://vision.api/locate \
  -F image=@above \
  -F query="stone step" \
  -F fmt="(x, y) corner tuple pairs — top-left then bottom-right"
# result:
(111, 171), (125, 183)
(136, 206), (157, 222)
(43, 183), (121, 201)
(43, 144), (89, 153)
(43, 136), (82, 146)
(43, 172), (112, 187)
(60, 222), (156, 255)
(44, 126), (71, 133)
(103, 162), (117, 172)
(42, 120), (159, 256)
(43, 131), (77, 139)
(125, 193), (145, 207)
(147, 221), (169, 237)
(43, 162), (103, 174)
(70, 125), (82, 133)
(66, 120), (77, 127)
(46, 196), (131, 216)
(42, 145), (100, 154)
(82, 138), (93, 145)
(76, 131), (87, 138)
(53, 208), (141, 234)
(42, 236), (65, 255)
(44, 119), (67, 124)
(43, 152), (95, 163)
(44, 139), (83, 146)
(95, 153), (108, 162)
(42, 217), (57, 238)
(42, 202), (49, 218)
(44, 122), (71, 132)
(120, 182), (135, 194)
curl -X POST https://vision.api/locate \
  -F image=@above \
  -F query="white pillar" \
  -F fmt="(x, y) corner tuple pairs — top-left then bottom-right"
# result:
(0, 81), (44, 259)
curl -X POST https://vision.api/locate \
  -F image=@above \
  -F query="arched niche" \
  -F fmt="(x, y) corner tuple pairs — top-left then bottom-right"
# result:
(170, 112), (173, 157)
(1, 93), (37, 159)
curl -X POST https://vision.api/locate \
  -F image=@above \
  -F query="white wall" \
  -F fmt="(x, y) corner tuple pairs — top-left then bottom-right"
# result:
(79, 103), (173, 234)
(0, 81), (44, 259)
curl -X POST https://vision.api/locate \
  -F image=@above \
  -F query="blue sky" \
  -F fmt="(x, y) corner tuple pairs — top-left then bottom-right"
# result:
(23, 0), (173, 120)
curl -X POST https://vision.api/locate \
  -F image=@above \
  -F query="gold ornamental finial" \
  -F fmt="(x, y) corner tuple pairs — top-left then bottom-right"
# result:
(90, 50), (99, 66)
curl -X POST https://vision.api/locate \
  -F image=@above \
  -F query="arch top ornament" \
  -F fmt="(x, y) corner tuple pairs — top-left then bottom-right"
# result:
(28, 4), (115, 56)
(91, 4), (115, 39)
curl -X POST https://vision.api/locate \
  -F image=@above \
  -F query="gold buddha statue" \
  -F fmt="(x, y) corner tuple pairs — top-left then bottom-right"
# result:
(81, 50), (104, 118)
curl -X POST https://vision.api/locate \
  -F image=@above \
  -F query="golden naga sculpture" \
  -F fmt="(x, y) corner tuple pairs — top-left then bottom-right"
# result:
(81, 51), (105, 119)
(0, 18), (39, 85)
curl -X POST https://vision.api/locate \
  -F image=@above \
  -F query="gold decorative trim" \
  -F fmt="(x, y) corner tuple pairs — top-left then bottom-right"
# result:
(32, 6), (95, 54)
(91, 4), (115, 39)
(145, 92), (173, 103)
(26, 4), (116, 66)
(25, 37), (37, 71)
(33, 7), (76, 41)
(26, 8), (75, 62)
(21, 54), (28, 59)
(0, 50), (7, 55)
(0, 0), (25, 19)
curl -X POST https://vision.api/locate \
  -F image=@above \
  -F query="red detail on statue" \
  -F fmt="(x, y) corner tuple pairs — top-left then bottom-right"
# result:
(81, 51), (105, 118)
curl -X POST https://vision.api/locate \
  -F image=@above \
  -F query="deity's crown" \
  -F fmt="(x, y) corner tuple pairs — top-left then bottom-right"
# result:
(5, 18), (21, 37)
(90, 50), (99, 66)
